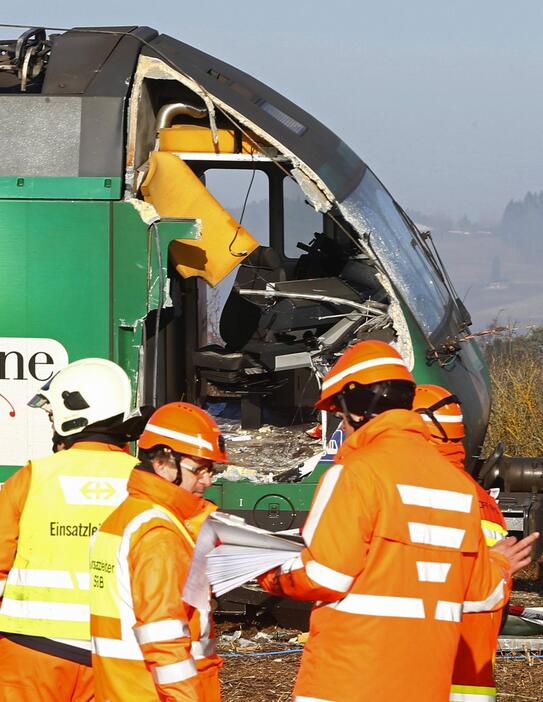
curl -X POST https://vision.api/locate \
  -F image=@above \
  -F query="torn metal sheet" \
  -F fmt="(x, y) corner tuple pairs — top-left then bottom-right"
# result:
(127, 55), (336, 207)
(127, 197), (160, 226)
(290, 167), (332, 213)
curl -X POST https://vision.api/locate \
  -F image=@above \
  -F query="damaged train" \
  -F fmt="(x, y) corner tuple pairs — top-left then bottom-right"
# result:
(0, 26), (541, 617)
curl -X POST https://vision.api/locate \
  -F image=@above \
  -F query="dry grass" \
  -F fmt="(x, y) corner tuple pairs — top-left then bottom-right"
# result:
(484, 330), (543, 456)
(219, 646), (543, 702)
(495, 660), (543, 701)
(221, 651), (300, 702)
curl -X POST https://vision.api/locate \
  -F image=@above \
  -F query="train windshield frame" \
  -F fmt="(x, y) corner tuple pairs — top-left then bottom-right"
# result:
(341, 169), (451, 337)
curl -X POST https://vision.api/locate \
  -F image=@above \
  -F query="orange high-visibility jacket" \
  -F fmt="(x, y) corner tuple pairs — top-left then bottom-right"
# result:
(90, 469), (221, 702)
(260, 410), (511, 702)
(440, 442), (508, 702)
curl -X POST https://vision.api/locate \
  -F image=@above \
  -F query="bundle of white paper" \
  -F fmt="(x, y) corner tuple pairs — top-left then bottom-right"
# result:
(183, 511), (303, 605)
(206, 512), (303, 597)
(207, 544), (301, 597)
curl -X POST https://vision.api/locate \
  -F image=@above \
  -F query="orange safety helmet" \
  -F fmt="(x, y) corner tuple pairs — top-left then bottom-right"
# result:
(412, 384), (464, 442)
(138, 402), (228, 463)
(316, 340), (414, 412)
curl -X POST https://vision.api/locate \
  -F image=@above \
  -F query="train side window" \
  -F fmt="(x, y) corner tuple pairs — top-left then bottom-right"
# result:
(203, 168), (269, 342)
(203, 168), (269, 246)
(283, 176), (323, 259)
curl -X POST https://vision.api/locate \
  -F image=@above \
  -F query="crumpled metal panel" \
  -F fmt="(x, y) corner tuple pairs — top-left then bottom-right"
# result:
(0, 96), (81, 176)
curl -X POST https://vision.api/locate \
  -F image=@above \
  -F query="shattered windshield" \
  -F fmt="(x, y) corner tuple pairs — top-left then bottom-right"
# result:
(340, 170), (450, 336)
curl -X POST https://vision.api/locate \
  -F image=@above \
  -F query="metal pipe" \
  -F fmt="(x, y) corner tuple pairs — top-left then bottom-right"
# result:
(155, 101), (208, 132)
(237, 288), (387, 315)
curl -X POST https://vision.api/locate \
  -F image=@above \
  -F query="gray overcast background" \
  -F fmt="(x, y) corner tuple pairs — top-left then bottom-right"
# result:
(2, 0), (541, 222)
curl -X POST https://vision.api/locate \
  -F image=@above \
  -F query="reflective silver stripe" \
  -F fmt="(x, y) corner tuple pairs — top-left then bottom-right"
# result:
(75, 572), (90, 590)
(303, 464), (343, 547)
(450, 693), (495, 701)
(280, 555), (303, 574)
(92, 508), (180, 660)
(145, 423), (213, 452)
(92, 635), (144, 660)
(416, 561), (451, 583)
(397, 485), (472, 513)
(294, 697), (335, 702)
(191, 638), (216, 659)
(482, 527), (505, 546)
(450, 684), (496, 701)
(463, 580), (505, 613)
(329, 593), (425, 618)
(408, 522), (465, 548)
(192, 607), (215, 660)
(0, 579), (6, 597)
(7, 568), (73, 589)
(422, 414), (463, 423)
(321, 356), (408, 392)
(134, 619), (189, 645)
(153, 658), (198, 685)
(0, 598), (88, 622)
(115, 509), (177, 647)
(305, 561), (354, 592)
(435, 600), (462, 622)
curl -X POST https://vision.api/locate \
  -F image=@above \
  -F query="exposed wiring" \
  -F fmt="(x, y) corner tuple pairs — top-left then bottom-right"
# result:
(146, 225), (153, 312)
(237, 288), (387, 316)
(151, 222), (164, 405)
(229, 164), (256, 258)
(219, 647), (303, 658)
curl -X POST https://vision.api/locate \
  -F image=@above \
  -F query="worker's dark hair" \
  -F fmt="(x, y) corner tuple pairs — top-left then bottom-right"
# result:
(339, 380), (415, 417)
(137, 444), (184, 485)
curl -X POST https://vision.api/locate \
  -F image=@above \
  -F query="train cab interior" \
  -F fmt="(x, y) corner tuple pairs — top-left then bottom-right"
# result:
(131, 73), (394, 427)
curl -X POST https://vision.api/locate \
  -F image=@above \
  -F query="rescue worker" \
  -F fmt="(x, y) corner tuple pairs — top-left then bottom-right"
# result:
(259, 340), (537, 702)
(413, 384), (509, 702)
(0, 358), (149, 702)
(90, 402), (226, 702)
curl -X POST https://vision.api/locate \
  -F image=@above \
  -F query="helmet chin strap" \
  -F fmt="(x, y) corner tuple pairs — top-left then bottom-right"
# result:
(338, 390), (383, 431)
(415, 394), (460, 442)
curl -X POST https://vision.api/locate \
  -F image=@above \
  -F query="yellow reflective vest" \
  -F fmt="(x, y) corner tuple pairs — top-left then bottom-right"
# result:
(0, 446), (138, 640)
(90, 501), (195, 655)
(90, 469), (221, 702)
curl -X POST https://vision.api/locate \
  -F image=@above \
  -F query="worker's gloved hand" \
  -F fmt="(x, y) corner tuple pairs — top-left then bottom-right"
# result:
(257, 567), (282, 595)
(491, 532), (539, 574)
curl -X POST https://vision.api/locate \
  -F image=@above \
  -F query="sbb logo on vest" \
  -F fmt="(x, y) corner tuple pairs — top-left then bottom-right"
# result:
(0, 338), (69, 466)
(58, 476), (128, 507)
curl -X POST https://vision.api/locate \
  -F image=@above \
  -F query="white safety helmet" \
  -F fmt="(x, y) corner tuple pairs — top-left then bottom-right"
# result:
(28, 358), (132, 437)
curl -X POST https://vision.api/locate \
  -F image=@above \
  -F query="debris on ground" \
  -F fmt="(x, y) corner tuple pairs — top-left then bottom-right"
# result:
(216, 419), (322, 477)
(217, 466), (274, 483)
(217, 622), (302, 651)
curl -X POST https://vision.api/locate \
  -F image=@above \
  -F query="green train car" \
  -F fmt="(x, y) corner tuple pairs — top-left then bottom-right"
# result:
(0, 25), (490, 514)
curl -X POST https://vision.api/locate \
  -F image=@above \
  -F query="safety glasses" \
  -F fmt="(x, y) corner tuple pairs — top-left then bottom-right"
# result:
(180, 455), (224, 478)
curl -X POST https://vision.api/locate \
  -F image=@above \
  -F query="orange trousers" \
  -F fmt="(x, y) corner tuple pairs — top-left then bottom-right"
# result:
(0, 637), (94, 701)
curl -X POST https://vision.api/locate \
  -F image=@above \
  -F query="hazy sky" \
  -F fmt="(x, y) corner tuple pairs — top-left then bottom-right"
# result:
(1, 1), (542, 221)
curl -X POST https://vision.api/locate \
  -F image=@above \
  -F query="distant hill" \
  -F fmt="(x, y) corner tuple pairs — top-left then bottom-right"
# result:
(410, 191), (543, 331)
(500, 191), (543, 254)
